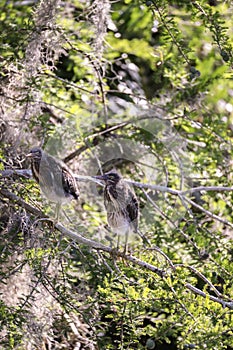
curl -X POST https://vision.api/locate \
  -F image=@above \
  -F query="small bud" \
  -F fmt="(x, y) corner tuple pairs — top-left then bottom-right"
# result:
(146, 338), (155, 349)
(190, 66), (196, 74)
(220, 50), (230, 62)
(184, 344), (196, 349)
(189, 66), (201, 78)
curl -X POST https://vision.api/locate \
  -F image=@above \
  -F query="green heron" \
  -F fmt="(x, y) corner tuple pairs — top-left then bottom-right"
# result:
(94, 171), (139, 251)
(26, 147), (79, 220)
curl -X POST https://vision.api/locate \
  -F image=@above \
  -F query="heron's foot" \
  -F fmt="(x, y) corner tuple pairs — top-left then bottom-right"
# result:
(110, 247), (120, 260)
(122, 243), (127, 255)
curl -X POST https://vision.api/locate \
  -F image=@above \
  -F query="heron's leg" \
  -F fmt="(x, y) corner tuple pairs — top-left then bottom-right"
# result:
(123, 229), (129, 254)
(55, 203), (61, 222)
(104, 225), (114, 248)
(61, 207), (73, 223)
(117, 233), (120, 251)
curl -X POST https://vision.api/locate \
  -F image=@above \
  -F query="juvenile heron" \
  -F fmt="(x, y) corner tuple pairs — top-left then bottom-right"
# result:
(94, 171), (139, 252)
(26, 147), (79, 220)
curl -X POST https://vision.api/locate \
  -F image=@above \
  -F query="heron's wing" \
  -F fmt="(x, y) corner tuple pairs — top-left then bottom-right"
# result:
(61, 166), (79, 200)
(125, 188), (139, 232)
(106, 182), (139, 231)
(39, 155), (57, 190)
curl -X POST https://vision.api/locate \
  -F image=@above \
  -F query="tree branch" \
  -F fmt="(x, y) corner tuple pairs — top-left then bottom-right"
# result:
(2, 168), (233, 196)
(2, 188), (233, 308)
(126, 179), (233, 196)
(182, 186), (233, 194)
(0, 169), (32, 179)
(176, 264), (222, 298)
(182, 196), (233, 228)
(0, 188), (165, 278)
(185, 283), (233, 310)
(2, 170), (232, 228)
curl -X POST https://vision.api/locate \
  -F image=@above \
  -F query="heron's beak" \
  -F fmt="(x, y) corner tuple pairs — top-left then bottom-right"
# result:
(93, 174), (107, 181)
(91, 176), (105, 186)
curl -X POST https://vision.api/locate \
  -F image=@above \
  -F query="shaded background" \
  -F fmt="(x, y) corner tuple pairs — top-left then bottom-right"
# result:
(0, 0), (233, 349)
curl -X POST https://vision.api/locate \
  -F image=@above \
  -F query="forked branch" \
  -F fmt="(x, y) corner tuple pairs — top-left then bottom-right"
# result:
(1, 187), (233, 309)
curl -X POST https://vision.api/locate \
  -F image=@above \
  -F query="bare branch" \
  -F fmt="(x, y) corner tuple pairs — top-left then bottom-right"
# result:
(0, 169), (32, 179)
(182, 186), (233, 194)
(0, 188), (46, 217)
(2, 169), (233, 196)
(2, 188), (233, 309)
(128, 180), (233, 228)
(148, 246), (176, 270)
(183, 196), (233, 228)
(142, 188), (200, 251)
(126, 179), (233, 196)
(176, 264), (222, 298)
(2, 169), (232, 228)
(185, 283), (233, 310)
(123, 254), (166, 277)
(0, 188), (165, 278)
(125, 179), (179, 194)
(3, 167), (233, 195)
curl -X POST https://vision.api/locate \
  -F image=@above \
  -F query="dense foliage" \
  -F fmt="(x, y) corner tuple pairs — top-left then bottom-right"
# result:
(0, 0), (233, 349)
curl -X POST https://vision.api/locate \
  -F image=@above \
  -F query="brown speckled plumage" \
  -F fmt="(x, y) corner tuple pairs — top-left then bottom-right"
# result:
(27, 147), (79, 205)
(95, 171), (139, 246)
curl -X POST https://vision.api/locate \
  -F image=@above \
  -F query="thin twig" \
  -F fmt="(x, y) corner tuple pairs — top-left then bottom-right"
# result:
(176, 264), (222, 298)
(185, 283), (233, 309)
(142, 188), (200, 251)
(183, 196), (233, 228)
(166, 282), (194, 319)
(148, 246), (175, 270)
(182, 186), (233, 194)
(62, 121), (129, 163)
(126, 179), (233, 196)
